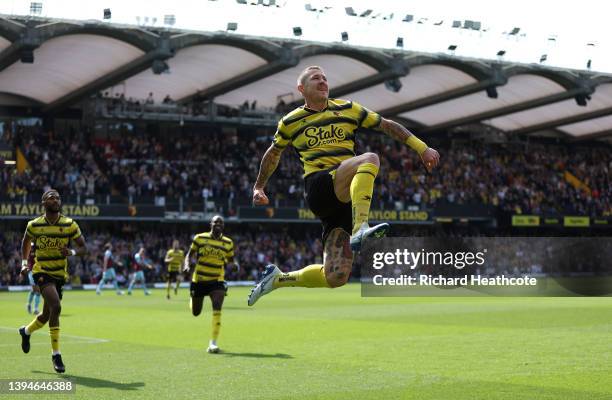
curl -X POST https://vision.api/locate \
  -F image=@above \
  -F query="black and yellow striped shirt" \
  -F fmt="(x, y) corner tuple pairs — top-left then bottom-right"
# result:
(189, 232), (234, 282)
(272, 98), (382, 177)
(165, 249), (185, 272)
(25, 214), (82, 281)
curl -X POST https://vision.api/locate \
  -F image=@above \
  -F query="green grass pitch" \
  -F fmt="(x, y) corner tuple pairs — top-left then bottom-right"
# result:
(1, 285), (611, 400)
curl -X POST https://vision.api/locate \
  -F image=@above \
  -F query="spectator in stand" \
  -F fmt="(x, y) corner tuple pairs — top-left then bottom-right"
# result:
(145, 92), (155, 105)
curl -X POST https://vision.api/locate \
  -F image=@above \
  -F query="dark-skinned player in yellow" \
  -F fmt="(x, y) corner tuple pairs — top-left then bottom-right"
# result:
(18, 189), (88, 373)
(184, 216), (239, 353)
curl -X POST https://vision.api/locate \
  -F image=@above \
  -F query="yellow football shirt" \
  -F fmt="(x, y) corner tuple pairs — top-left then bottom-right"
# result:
(189, 233), (234, 282)
(272, 98), (382, 177)
(26, 214), (82, 281)
(166, 249), (185, 272)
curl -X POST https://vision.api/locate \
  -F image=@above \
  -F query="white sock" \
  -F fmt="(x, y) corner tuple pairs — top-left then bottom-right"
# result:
(52, 351), (61, 356)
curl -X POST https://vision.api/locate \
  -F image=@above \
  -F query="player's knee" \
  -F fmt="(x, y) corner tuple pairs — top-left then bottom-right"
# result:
(361, 152), (380, 168)
(49, 303), (61, 315)
(191, 304), (202, 316)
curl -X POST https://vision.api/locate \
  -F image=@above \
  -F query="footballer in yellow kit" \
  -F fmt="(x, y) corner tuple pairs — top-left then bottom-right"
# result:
(18, 189), (88, 373)
(184, 215), (238, 353)
(165, 240), (185, 299)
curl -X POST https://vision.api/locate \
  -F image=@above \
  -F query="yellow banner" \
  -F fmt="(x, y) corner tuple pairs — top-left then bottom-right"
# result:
(297, 208), (429, 222)
(563, 216), (590, 227)
(511, 215), (540, 226)
(0, 203), (100, 217)
(297, 208), (316, 219)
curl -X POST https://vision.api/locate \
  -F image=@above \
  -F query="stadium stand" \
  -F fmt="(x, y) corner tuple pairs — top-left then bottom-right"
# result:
(2, 122), (610, 216)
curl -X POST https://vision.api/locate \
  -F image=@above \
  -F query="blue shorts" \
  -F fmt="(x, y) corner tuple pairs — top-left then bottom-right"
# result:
(132, 271), (145, 281)
(102, 268), (117, 281)
(28, 271), (35, 286)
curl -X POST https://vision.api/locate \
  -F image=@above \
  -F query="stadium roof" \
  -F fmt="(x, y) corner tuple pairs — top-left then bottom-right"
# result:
(1, 16), (612, 141)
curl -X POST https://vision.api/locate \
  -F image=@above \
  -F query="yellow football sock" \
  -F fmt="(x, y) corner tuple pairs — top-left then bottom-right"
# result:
(211, 311), (221, 342)
(273, 264), (329, 288)
(25, 317), (45, 335)
(49, 326), (60, 353)
(350, 163), (379, 234)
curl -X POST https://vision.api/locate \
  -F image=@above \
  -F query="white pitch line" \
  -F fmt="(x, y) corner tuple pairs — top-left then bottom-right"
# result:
(0, 341), (101, 347)
(0, 326), (110, 343)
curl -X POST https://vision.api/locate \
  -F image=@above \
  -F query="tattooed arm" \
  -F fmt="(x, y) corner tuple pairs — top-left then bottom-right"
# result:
(378, 118), (414, 143)
(253, 144), (285, 205)
(378, 117), (440, 171)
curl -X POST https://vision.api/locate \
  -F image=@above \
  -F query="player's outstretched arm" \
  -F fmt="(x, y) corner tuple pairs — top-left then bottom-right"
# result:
(378, 118), (440, 172)
(253, 144), (284, 205)
(20, 232), (32, 276)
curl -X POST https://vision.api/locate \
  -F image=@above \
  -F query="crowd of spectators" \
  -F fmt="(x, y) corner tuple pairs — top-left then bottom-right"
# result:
(369, 136), (611, 216)
(3, 127), (111, 201)
(95, 130), (305, 209)
(95, 92), (286, 121)
(97, 92), (180, 116)
(2, 123), (610, 217)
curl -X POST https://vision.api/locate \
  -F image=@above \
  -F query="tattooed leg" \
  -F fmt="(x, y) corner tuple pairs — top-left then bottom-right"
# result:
(324, 228), (354, 288)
